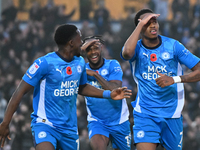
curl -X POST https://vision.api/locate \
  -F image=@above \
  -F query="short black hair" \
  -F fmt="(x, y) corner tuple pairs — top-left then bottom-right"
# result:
(134, 9), (153, 26)
(54, 24), (78, 46)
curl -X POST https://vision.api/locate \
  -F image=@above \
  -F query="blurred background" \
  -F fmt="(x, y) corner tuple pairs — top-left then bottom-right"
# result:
(0, 0), (200, 149)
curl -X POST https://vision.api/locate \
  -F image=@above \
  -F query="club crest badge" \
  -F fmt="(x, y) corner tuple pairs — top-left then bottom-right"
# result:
(101, 69), (108, 76)
(77, 65), (82, 73)
(162, 52), (170, 60)
(38, 131), (47, 138)
(137, 130), (145, 138)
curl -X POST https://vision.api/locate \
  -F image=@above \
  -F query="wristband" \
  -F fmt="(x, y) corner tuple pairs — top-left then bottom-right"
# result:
(103, 90), (111, 99)
(173, 76), (181, 83)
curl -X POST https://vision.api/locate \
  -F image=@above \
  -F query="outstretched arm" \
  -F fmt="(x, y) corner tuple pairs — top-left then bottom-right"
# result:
(78, 84), (132, 100)
(0, 80), (33, 147)
(156, 62), (200, 87)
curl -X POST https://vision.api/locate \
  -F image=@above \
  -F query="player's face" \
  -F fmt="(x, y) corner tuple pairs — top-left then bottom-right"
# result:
(72, 30), (83, 57)
(86, 41), (103, 66)
(140, 13), (159, 39)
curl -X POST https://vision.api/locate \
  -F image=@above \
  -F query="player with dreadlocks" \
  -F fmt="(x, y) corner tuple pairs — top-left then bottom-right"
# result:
(81, 36), (131, 150)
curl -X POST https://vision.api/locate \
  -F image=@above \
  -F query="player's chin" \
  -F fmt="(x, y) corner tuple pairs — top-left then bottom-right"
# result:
(76, 53), (81, 57)
(89, 58), (99, 64)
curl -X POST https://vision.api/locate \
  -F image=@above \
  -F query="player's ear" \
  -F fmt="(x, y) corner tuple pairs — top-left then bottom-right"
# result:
(68, 39), (74, 47)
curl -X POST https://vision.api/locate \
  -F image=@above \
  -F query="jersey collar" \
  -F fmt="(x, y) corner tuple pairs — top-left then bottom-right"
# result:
(141, 35), (162, 50)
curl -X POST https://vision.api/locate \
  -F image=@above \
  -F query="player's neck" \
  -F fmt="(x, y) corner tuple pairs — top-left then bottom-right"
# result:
(142, 36), (160, 48)
(57, 49), (74, 62)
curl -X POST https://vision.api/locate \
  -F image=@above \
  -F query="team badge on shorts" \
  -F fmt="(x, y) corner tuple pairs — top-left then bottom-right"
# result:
(137, 130), (145, 138)
(38, 131), (47, 138)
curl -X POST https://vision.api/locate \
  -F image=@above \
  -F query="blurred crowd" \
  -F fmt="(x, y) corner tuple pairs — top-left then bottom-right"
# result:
(0, 0), (200, 150)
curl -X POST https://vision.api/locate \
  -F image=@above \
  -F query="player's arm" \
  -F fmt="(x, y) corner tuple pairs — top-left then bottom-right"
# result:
(78, 83), (132, 100)
(180, 62), (200, 82)
(156, 62), (200, 88)
(86, 69), (121, 90)
(0, 80), (33, 147)
(122, 13), (160, 60)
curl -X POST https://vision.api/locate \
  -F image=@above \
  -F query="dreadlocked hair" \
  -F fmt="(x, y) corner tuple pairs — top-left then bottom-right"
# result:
(83, 35), (105, 45)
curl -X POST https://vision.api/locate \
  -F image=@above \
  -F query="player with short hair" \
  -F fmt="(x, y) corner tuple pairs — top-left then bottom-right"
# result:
(0, 24), (132, 150)
(121, 9), (200, 150)
(81, 36), (131, 150)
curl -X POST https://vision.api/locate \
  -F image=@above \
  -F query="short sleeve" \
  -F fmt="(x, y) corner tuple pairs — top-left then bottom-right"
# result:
(22, 57), (48, 86)
(108, 60), (123, 81)
(174, 41), (200, 69)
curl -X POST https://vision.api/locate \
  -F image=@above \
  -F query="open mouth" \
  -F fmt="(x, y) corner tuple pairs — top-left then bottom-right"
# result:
(91, 55), (98, 61)
(151, 29), (157, 34)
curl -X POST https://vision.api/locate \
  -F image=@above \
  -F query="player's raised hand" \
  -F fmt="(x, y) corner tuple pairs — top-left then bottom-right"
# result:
(156, 72), (174, 87)
(111, 87), (132, 100)
(81, 39), (99, 51)
(138, 13), (160, 26)
(0, 123), (11, 148)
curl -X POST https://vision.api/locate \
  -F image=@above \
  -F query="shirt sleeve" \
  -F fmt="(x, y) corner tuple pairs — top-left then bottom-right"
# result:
(22, 57), (48, 86)
(174, 41), (200, 69)
(108, 60), (123, 81)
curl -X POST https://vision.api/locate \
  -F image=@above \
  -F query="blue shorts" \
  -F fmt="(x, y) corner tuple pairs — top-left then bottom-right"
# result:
(88, 120), (131, 150)
(133, 111), (183, 150)
(32, 123), (79, 150)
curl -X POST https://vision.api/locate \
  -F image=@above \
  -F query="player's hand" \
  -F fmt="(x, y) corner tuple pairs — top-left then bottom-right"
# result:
(138, 13), (160, 26)
(0, 123), (11, 148)
(156, 72), (174, 87)
(81, 39), (99, 51)
(86, 69), (97, 76)
(111, 87), (132, 100)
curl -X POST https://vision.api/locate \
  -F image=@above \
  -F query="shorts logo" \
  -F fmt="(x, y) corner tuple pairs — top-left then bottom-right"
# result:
(137, 130), (145, 138)
(77, 65), (82, 73)
(162, 52), (170, 60)
(29, 62), (39, 74)
(38, 131), (47, 138)
(101, 69), (108, 76)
